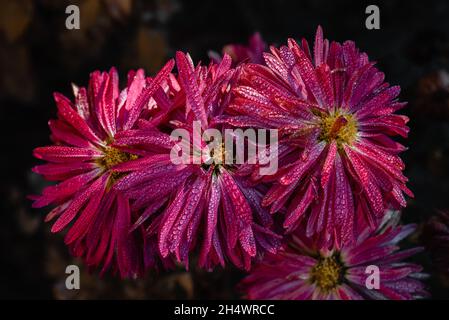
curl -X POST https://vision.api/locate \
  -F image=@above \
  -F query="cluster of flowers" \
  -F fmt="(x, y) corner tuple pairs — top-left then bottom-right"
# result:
(32, 27), (429, 299)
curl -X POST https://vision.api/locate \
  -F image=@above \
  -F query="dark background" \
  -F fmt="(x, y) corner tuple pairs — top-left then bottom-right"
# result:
(1, 0), (449, 299)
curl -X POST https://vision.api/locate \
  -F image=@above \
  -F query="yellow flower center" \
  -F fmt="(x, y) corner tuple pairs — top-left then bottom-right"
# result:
(319, 110), (357, 146)
(202, 142), (230, 174)
(97, 147), (138, 185)
(310, 255), (344, 292)
(99, 147), (138, 170)
(210, 143), (226, 165)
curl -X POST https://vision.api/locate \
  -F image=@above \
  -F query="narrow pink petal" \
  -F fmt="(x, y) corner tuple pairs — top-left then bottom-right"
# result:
(320, 141), (337, 188)
(313, 25), (324, 66)
(32, 170), (98, 208)
(168, 176), (206, 254)
(158, 186), (186, 257)
(64, 175), (107, 244)
(53, 92), (102, 145)
(199, 175), (220, 267)
(288, 39), (325, 107)
(284, 183), (315, 230)
(51, 174), (107, 233)
(279, 142), (325, 185)
(344, 146), (384, 215)
(32, 162), (94, 181)
(116, 193), (141, 278)
(175, 51), (208, 129)
(34, 146), (101, 163)
(99, 68), (119, 136)
(74, 86), (90, 121)
(130, 197), (167, 232)
(123, 59), (175, 130)
(334, 154), (355, 245)
(48, 119), (90, 148)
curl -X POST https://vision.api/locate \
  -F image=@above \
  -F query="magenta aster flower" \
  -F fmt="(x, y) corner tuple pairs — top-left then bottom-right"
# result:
(31, 61), (175, 277)
(209, 33), (267, 66)
(241, 213), (428, 300)
(224, 26), (412, 248)
(112, 52), (281, 270)
(423, 210), (449, 273)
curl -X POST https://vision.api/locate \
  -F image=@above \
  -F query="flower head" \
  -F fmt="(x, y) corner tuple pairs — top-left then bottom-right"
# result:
(225, 26), (412, 248)
(113, 52), (281, 270)
(31, 61), (175, 277)
(209, 33), (267, 66)
(241, 212), (428, 300)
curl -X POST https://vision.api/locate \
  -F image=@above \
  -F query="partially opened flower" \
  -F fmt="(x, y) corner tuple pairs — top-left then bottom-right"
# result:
(112, 52), (281, 270)
(241, 212), (428, 300)
(209, 33), (267, 66)
(423, 210), (449, 273)
(31, 61), (174, 277)
(224, 26), (412, 248)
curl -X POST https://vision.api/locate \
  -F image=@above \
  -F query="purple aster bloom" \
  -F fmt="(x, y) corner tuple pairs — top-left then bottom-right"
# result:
(222, 26), (412, 248)
(31, 61), (175, 277)
(112, 52), (281, 270)
(241, 212), (428, 300)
